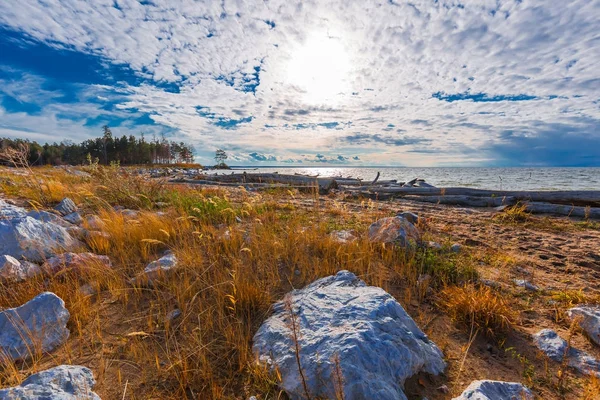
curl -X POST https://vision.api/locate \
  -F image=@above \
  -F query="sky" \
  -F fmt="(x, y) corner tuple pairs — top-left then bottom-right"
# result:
(0, 0), (599, 167)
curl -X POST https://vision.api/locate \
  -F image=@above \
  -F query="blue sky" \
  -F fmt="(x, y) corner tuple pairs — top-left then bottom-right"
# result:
(0, 0), (599, 166)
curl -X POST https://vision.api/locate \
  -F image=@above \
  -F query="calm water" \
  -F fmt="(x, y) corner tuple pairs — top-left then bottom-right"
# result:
(208, 167), (600, 191)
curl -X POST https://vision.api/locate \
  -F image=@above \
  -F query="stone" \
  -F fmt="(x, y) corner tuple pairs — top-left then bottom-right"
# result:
(0, 255), (41, 282)
(533, 329), (600, 376)
(26, 211), (72, 228)
(54, 198), (78, 216)
(253, 271), (446, 400)
(63, 212), (83, 225)
(330, 230), (357, 243)
(166, 309), (182, 322)
(426, 241), (442, 250)
(567, 306), (600, 346)
(120, 209), (139, 219)
(85, 215), (105, 230)
(42, 252), (112, 274)
(0, 199), (27, 219)
(397, 211), (419, 224)
(450, 243), (462, 253)
(0, 216), (80, 262)
(0, 292), (70, 361)
(0, 365), (101, 399)
(514, 279), (539, 291)
(368, 216), (421, 247)
(452, 380), (533, 400)
(144, 253), (177, 279)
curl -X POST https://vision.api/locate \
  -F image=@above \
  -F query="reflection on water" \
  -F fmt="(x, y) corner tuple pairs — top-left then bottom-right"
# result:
(207, 167), (600, 191)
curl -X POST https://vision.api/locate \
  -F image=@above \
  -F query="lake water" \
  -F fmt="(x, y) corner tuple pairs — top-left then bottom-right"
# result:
(208, 167), (600, 191)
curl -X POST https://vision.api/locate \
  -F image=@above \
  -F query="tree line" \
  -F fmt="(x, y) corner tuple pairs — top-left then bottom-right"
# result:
(0, 126), (196, 166)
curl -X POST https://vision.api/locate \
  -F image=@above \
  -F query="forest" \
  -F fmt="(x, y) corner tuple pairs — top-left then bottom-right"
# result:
(0, 126), (196, 166)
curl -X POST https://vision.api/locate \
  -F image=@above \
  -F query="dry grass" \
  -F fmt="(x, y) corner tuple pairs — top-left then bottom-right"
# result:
(0, 165), (596, 399)
(439, 284), (517, 338)
(1, 165), (461, 399)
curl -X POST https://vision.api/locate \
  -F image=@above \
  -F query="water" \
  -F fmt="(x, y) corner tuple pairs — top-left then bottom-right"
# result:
(208, 167), (600, 191)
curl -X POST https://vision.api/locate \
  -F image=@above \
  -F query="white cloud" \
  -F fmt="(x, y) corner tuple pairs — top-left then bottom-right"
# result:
(0, 0), (599, 165)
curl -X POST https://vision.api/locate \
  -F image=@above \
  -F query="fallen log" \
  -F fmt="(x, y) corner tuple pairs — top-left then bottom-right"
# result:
(362, 187), (600, 206)
(199, 173), (337, 192)
(401, 195), (516, 208)
(524, 202), (600, 219)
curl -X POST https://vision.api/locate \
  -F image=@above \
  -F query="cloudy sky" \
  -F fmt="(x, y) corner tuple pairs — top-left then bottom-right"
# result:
(0, 0), (599, 166)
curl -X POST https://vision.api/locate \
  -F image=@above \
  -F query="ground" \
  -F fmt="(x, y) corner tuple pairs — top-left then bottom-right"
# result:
(0, 165), (599, 399)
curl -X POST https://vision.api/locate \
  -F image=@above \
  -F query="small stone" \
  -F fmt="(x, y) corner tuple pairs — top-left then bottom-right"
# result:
(54, 198), (78, 216)
(514, 279), (539, 291)
(426, 241), (442, 250)
(42, 252), (112, 274)
(437, 384), (449, 394)
(0, 255), (41, 282)
(85, 215), (105, 230)
(166, 309), (182, 322)
(63, 211), (83, 225)
(452, 380), (533, 400)
(397, 211), (419, 224)
(368, 216), (421, 247)
(450, 243), (462, 253)
(566, 306), (600, 347)
(330, 230), (358, 243)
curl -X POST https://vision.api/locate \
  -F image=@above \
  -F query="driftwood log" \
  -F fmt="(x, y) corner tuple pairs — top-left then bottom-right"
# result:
(354, 187), (600, 207)
(524, 202), (600, 219)
(402, 195), (517, 208)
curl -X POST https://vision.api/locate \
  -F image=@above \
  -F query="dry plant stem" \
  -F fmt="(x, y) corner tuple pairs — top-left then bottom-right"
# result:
(285, 296), (312, 400)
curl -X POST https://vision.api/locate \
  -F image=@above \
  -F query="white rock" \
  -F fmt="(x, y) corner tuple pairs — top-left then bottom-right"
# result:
(452, 380), (533, 400)
(426, 241), (442, 250)
(54, 198), (78, 216)
(330, 230), (357, 243)
(63, 212), (83, 225)
(253, 271), (446, 400)
(0, 216), (80, 262)
(567, 306), (600, 346)
(0, 255), (41, 282)
(144, 253), (178, 279)
(368, 216), (421, 247)
(0, 365), (100, 399)
(533, 329), (600, 376)
(450, 243), (462, 253)
(0, 292), (70, 361)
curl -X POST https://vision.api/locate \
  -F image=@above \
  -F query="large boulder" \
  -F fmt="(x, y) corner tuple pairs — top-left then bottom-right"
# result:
(42, 252), (112, 274)
(368, 216), (420, 247)
(0, 292), (70, 361)
(534, 329), (600, 376)
(567, 306), (600, 346)
(54, 198), (77, 216)
(0, 255), (41, 282)
(452, 380), (533, 400)
(253, 271), (446, 400)
(0, 216), (80, 262)
(0, 365), (101, 399)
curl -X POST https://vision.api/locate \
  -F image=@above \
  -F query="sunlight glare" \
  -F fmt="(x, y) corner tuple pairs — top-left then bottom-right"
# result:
(286, 34), (351, 104)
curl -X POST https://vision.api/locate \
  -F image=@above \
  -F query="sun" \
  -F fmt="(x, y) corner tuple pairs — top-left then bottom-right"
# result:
(286, 34), (351, 105)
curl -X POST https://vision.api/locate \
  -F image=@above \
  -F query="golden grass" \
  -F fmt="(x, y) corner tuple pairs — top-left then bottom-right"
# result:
(0, 165), (595, 399)
(439, 284), (517, 338)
